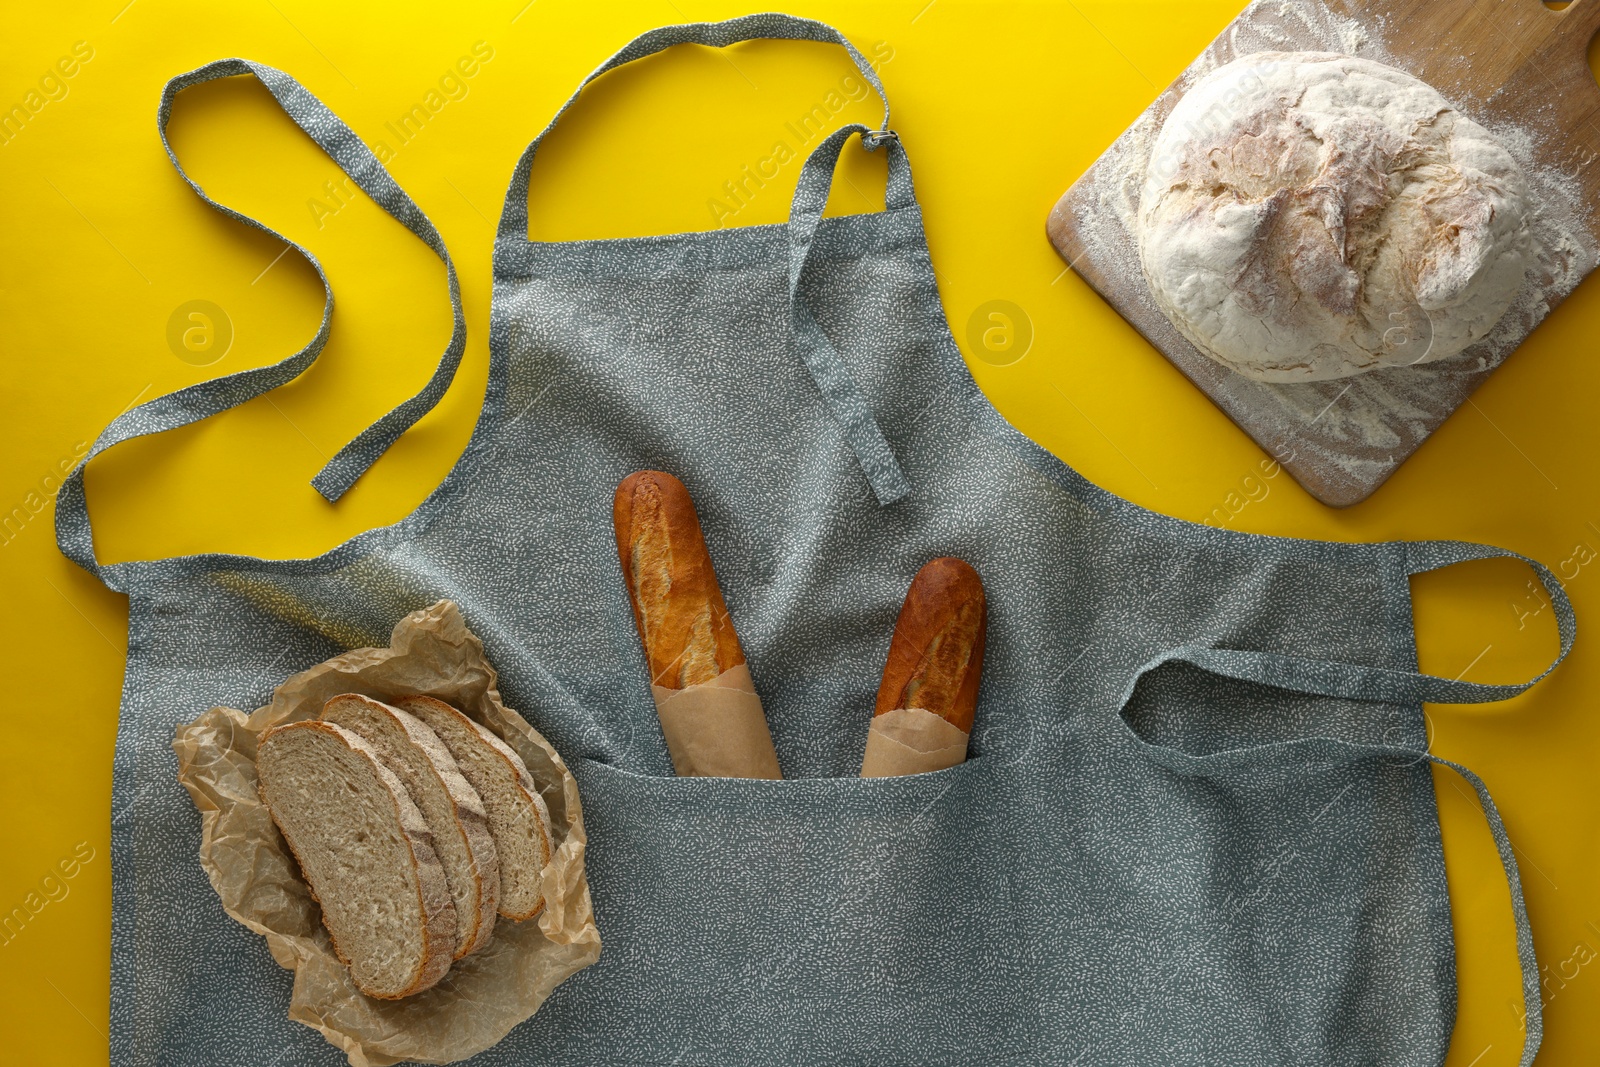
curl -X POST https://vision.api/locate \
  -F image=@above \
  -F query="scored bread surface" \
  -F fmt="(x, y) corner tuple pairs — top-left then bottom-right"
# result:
(613, 471), (746, 688)
(257, 720), (456, 999)
(875, 557), (988, 734)
(321, 693), (501, 959)
(395, 695), (554, 922)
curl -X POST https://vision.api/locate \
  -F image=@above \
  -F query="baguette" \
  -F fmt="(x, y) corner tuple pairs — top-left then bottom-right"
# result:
(321, 694), (500, 959)
(395, 696), (553, 922)
(613, 471), (746, 689)
(256, 720), (456, 1000)
(874, 557), (988, 734)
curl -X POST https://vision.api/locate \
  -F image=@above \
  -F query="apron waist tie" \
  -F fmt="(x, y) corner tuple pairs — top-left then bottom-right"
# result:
(56, 58), (467, 581)
(1117, 539), (1574, 1067)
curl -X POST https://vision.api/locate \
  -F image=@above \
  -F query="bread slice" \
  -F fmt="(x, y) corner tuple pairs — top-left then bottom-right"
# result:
(321, 694), (500, 959)
(395, 696), (553, 922)
(257, 720), (456, 999)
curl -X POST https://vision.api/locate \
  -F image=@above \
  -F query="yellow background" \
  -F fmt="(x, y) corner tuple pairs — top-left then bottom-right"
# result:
(2, 0), (1597, 1063)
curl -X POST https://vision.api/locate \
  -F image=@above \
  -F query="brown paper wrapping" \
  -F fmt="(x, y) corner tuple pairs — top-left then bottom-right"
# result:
(859, 707), (970, 777)
(650, 663), (782, 779)
(172, 600), (601, 1067)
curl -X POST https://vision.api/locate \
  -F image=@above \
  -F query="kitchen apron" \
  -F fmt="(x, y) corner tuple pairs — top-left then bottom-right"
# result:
(58, 15), (1575, 1067)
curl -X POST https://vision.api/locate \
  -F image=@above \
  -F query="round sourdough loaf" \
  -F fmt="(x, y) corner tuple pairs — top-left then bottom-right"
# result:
(1138, 51), (1534, 382)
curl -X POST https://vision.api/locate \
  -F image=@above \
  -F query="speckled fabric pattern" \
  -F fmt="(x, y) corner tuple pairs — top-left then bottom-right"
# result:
(59, 16), (1574, 1067)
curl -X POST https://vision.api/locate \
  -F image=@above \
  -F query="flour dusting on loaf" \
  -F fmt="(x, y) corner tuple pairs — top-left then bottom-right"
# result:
(1138, 51), (1534, 382)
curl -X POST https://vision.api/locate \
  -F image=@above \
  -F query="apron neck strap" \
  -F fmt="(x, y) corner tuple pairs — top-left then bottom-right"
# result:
(492, 16), (915, 506)
(494, 13), (893, 252)
(785, 125), (914, 504)
(56, 59), (467, 581)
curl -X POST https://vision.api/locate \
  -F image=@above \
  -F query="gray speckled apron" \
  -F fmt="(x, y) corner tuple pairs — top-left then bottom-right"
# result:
(58, 15), (1575, 1067)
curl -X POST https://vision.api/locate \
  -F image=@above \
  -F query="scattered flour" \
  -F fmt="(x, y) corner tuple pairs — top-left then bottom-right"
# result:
(1058, 0), (1598, 493)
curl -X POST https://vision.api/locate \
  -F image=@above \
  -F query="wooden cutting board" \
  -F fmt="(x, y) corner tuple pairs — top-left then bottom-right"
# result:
(1047, 0), (1600, 507)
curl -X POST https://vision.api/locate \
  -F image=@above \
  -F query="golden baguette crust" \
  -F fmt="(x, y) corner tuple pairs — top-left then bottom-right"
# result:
(874, 557), (988, 734)
(613, 471), (746, 689)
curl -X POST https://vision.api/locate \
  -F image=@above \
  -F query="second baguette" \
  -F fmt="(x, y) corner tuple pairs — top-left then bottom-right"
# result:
(875, 557), (987, 733)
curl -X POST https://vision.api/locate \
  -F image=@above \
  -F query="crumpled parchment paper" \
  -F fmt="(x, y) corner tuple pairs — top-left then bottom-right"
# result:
(859, 707), (970, 777)
(650, 663), (783, 779)
(173, 600), (601, 1067)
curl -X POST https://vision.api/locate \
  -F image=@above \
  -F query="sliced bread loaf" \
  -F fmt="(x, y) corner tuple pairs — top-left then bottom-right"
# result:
(257, 720), (456, 999)
(322, 694), (500, 959)
(396, 696), (553, 922)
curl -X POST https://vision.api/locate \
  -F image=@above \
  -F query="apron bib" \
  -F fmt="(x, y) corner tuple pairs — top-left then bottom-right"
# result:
(59, 16), (1574, 1066)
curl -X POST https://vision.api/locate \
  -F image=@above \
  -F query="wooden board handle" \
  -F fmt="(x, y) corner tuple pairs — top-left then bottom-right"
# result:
(1506, 0), (1600, 201)
(1343, 0), (1600, 202)
(1535, 0), (1600, 80)
(1559, 0), (1600, 39)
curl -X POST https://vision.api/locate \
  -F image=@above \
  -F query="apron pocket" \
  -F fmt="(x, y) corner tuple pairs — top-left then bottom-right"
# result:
(547, 756), (1036, 1063)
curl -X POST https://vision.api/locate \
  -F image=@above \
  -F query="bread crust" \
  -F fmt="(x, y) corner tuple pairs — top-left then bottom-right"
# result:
(258, 720), (456, 999)
(395, 696), (554, 922)
(321, 694), (501, 959)
(874, 557), (988, 734)
(1137, 51), (1533, 382)
(613, 471), (746, 689)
